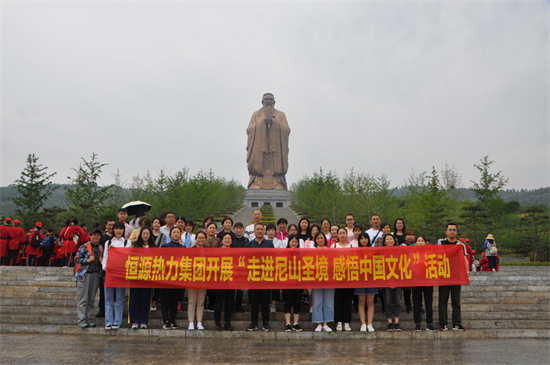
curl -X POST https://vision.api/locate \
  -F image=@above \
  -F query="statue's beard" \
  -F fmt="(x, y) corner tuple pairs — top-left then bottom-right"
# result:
(263, 105), (275, 118)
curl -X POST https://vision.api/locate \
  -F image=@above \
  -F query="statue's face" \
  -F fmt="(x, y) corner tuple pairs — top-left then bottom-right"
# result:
(262, 94), (275, 107)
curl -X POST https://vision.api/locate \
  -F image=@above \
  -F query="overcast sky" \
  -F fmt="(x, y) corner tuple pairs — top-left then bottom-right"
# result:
(2, 1), (548, 192)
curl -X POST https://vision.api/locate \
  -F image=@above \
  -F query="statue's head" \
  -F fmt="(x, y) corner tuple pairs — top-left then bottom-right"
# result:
(262, 93), (275, 107)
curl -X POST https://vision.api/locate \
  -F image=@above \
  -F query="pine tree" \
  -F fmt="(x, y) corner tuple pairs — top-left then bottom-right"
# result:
(65, 153), (111, 224)
(9, 154), (57, 228)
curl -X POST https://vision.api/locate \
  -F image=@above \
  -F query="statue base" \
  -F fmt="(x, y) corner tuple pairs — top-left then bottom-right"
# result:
(244, 189), (291, 208)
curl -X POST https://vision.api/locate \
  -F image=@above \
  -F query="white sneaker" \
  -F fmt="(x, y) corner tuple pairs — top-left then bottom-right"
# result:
(344, 323), (351, 331)
(309, 306), (313, 313)
(188, 322), (195, 331)
(323, 325), (333, 332)
(196, 322), (204, 331)
(270, 304), (276, 313)
(315, 324), (323, 332)
(336, 322), (342, 331)
(360, 324), (367, 332)
(367, 324), (375, 332)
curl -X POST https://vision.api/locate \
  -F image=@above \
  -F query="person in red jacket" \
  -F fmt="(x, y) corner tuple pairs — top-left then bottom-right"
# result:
(479, 253), (490, 272)
(27, 223), (44, 266)
(7, 219), (26, 266)
(64, 219), (88, 267)
(464, 238), (474, 272)
(0, 217), (12, 265)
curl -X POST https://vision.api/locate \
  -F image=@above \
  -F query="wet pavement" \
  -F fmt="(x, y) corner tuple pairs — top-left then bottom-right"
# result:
(0, 334), (548, 364)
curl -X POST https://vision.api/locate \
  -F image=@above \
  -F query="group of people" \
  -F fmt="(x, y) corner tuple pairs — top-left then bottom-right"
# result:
(1, 208), (499, 333)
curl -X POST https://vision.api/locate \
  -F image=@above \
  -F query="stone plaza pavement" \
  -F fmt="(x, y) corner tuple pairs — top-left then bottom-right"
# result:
(1, 333), (548, 365)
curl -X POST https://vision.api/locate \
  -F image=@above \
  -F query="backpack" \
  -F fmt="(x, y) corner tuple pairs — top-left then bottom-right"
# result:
(31, 233), (42, 248)
(41, 235), (52, 250)
(74, 243), (103, 280)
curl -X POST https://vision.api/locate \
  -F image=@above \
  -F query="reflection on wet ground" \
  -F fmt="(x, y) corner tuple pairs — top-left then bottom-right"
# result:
(1, 334), (548, 364)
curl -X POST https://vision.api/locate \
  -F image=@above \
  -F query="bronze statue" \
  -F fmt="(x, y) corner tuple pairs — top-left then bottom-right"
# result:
(246, 93), (290, 190)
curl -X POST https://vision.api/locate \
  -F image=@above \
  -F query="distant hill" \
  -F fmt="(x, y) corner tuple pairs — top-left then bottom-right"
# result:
(0, 184), (70, 215)
(0, 185), (548, 216)
(393, 187), (549, 206)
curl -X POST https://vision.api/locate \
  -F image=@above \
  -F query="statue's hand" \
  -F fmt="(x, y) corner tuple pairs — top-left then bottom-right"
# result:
(264, 118), (273, 126)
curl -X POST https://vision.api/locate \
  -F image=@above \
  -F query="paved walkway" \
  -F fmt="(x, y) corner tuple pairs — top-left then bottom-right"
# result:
(1, 334), (548, 364)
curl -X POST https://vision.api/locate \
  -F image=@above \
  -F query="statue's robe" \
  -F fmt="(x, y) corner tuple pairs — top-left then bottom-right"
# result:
(246, 107), (290, 189)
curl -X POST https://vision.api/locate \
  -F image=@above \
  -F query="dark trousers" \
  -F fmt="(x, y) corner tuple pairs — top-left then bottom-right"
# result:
(271, 289), (281, 302)
(64, 254), (73, 267)
(7, 249), (19, 266)
(39, 252), (51, 266)
(98, 272), (105, 314)
(439, 285), (462, 327)
(161, 289), (179, 324)
(214, 289), (235, 324)
(152, 288), (161, 302)
(334, 288), (354, 323)
(129, 288), (152, 324)
(283, 289), (302, 314)
(249, 289), (270, 325)
(28, 255), (38, 266)
(383, 287), (403, 320)
(207, 289), (216, 310)
(488, 256), (497, 270)
(235, 289), (244, 309)
(403, 288), (412, 308)
(412, 286), (433, 324)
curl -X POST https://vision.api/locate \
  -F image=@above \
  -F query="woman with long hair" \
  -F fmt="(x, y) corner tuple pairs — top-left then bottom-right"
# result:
(354, 233), (377, 332)
(331, 227), (355, 331)
(187, 231), (208, 331)
(129, 227), (155, 329)
(381, 233), (402, 332)
(160, 226), (185, 329)
(311, 232), (334, 332)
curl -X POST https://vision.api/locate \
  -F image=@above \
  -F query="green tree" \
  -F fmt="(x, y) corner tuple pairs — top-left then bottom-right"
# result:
(471, 156), (508, 216)
(518, 207), (550, 262)
(9, 153), (57, 229)
(65, 153), (112, 224)
(405, 167), (449, 240)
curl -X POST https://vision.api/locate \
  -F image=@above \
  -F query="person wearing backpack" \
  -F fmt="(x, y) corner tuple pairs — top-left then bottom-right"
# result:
(484, 234), (498, 272)
(39, 229), (55, 266)
(75, 227), (103, 328)
(102, 221), (132, 330)
(27, 223), (44, 266)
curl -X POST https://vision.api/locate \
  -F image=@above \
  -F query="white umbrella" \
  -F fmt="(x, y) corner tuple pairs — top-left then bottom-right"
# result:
(121, 201), (152, 216)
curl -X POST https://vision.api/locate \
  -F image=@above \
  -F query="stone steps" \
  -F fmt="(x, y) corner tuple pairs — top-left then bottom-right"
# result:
(2, 293), (547, 306)
(1, 306), (548, 320)
(1, 323), (548, 339)
(2, 313), (549, 330)
(0, 266), (548, 339)
(2, 287), (548, 300)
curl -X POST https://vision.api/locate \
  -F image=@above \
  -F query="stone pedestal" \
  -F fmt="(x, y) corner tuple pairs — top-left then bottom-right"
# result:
(244, 189), (291, 208)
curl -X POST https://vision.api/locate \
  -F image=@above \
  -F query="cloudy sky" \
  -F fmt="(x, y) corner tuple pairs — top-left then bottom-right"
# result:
(2, 1), (548, 191)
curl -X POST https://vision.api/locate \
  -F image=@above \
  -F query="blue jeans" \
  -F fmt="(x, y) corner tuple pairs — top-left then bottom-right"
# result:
(311, 288), (335, 324)
(105, 287), (125, 326)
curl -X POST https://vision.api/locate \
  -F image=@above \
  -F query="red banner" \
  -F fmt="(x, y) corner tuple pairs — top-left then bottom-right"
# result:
(105, 246), (469, 289)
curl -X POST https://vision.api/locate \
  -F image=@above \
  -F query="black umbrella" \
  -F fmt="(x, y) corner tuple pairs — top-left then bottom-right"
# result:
(121, 201), (152, 216)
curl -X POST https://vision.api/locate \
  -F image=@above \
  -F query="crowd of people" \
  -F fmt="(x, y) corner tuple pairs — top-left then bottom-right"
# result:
(0, 209), (500, 333)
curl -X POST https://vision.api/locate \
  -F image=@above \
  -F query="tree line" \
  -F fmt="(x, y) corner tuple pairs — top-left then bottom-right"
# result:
(290, 157), (549, 261)
(6, 153), (245, 233)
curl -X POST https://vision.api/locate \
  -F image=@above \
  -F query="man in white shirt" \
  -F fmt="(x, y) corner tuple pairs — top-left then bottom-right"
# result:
(365, 214), (382, 246)
(159, 212), (176, 238)
(245, 209), (264, 241)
